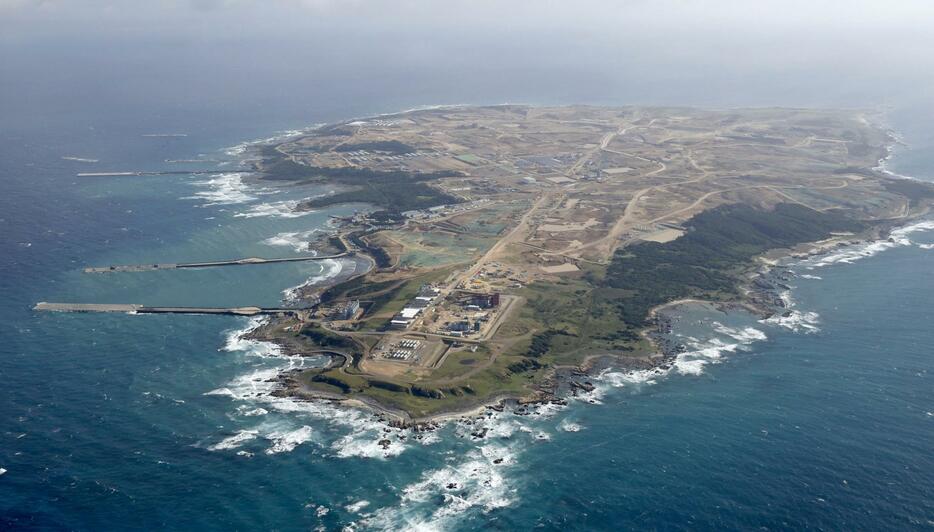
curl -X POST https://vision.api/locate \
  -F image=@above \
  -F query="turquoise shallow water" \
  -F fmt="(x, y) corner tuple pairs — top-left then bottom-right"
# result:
(1, 108), (933, 530)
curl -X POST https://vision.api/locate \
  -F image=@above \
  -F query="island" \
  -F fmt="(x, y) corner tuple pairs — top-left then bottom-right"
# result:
(201, 106), (934, 423)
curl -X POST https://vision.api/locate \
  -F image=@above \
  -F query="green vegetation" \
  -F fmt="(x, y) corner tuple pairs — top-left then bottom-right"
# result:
(303, 180), (458, 214)
(299, 323), (357, 350)
(604, 203), (863, 327)
(454, 154), (483, 165)
(334, 140), (415, 154)
(501, 204), (864, 364)
(259, 147), (463, 213)
(527, 329), (576, 358)
(501, 273), (644, 366)
(881, 178), (934, 207)
(301, 349), (546, 418)
(296, 203), (871, 419)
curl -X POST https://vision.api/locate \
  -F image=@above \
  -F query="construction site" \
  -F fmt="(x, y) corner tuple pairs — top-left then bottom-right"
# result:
(81, 105), (931, 420)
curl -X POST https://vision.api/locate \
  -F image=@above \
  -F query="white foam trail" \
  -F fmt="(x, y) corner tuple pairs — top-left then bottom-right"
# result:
(345, 500), (371, 513)
(674, 337), (743, 375)
(872, 131), (916, 180)
(206, 316), (419, 459)
(361, 443), (516, 531)
(759, 290), (822, 334)
(263, 230), (321, 252)
(801, 220), (934, 269)
(236, 406), (269, 417)
(235, 200), (311, 219)
(712, 322), (769, 343)
(282, 259), (344, 302)
(208, 430), (259, 451)
(184, 172), (259, 206)
(599, 367), (666, 388)
(891, 220), (934, 241)
(265, 425), (314, 454)
(572, 365), (669, 404)
(223, 126), (323, 157)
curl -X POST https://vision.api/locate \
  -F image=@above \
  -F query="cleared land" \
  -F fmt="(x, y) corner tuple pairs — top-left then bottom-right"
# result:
(252, 105), (934, 421)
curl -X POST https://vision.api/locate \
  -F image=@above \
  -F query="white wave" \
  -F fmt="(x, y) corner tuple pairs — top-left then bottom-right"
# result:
(712, 322), (768, 343)
(804, 239), (897, 268)
(762, 310), (821, 334)
(282, 259), (344, 302)
(208, 362), (415, 459)
(873, 138), (918, 181)
(802, 219), (934, 269)
(265, 425), (314, 454)
(208, 430), (259, 451)
(558, 420), (582, 432)
(416, 432), (442, 445)
(890, 219), (934, 241)
(234, 200), (312, 219)
(664, 322), (769, 377)
(263, 230), (321, 253)
(332, 427), (408, 459)
(577, 366), (668, 404)
(345, 500), (371, 513)
(674, 337), (741, 375)
(919, 243), (934, 250)
(203, 280), (425, 460)
(454, 412), (525, 441)
(361, 443), (515, 531)
(223, 126), (323, 157)
(674, 358), (707, 376)
(799, 274), (822, 280)
(222, 317), (282, 358)
(522, 401), (567, 419)
(184, 172), (259, 206)
(600, 367), (665, 388)
(237, 406), (269, 417)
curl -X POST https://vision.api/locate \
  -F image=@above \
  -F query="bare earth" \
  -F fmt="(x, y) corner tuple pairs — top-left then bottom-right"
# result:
(259, 105), (930, 423)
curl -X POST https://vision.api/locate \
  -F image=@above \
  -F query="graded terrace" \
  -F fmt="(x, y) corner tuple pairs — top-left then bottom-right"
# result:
(250, 105), (934, 422)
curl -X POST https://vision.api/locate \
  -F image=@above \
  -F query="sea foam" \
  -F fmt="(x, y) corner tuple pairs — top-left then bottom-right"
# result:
(263, 230), (321, 253)
(185, 172), (259, 206)
(282, 259), (344, 302)
(235, 200), (310, 219)
(802, 220), (934, 269)
(360, 443), (516, 531)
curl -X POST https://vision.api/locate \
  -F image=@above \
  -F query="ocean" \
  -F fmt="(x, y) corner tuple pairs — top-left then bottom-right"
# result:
(2, 96), (933, 530)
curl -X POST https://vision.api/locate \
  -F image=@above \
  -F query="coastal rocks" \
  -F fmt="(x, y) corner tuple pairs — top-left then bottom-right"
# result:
(470, 428), (489, 440)
(569, 381), (596, 393)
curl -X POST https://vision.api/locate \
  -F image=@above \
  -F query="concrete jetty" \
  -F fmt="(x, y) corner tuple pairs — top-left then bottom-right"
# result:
(34, 302), (309, 316)
(84, 253), (349, 273)
(76, 170), (258, 177)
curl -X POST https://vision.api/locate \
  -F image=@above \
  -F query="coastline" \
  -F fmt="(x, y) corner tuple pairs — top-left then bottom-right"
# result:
(257, 208), (934, 427)
(219, 112), (934, 428)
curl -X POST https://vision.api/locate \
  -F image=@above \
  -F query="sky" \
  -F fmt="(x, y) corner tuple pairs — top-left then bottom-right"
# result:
(2, 0), (933, 129)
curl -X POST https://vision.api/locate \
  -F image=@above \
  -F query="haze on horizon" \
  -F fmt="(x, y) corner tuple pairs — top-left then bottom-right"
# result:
(2, 0), (934, 131)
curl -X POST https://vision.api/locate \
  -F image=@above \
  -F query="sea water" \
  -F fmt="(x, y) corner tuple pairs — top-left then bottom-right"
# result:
(2, 104), (933, 530)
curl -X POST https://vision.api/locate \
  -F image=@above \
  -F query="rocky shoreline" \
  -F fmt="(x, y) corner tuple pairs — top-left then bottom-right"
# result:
(235, 137), (933, 427)
(244, 216), (923, 430)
